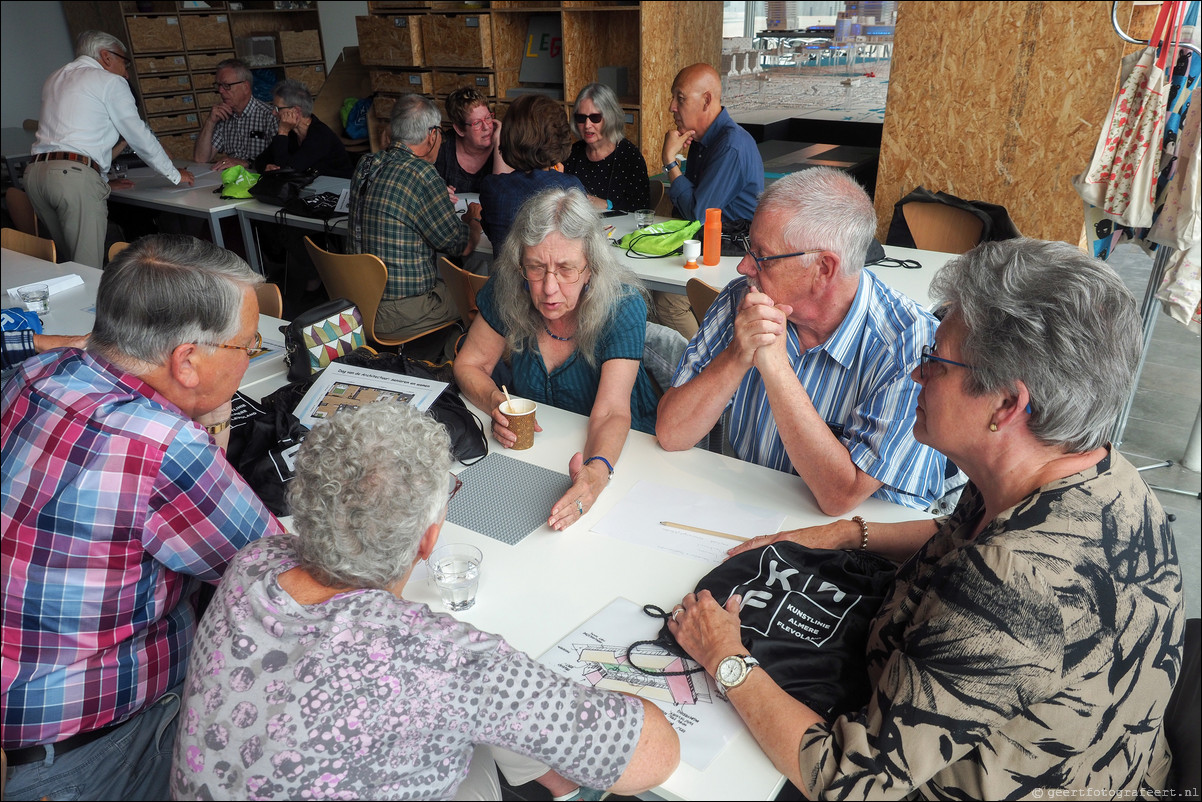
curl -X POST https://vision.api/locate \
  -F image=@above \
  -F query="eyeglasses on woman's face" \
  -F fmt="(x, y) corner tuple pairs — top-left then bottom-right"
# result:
(520, 264), (585, 284)
(917, 343), (973, 380)
(272, 103), (297, 114)
(466, 113), (495, 131)
(573, 112), (603, 125)
(448, 473), (463, 504)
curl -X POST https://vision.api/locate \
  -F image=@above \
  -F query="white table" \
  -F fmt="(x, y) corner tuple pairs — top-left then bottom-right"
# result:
(399, 401), (929, 802)
(236, 176), (351, 273)
(1, 247), (290, 391)
(107, 162), (249, 249)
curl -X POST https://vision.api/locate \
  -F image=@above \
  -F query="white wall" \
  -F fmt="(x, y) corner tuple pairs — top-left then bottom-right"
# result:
(1, 1), (75, 128)
(318, 0), (368, 72)
(0, 1), (367, 129)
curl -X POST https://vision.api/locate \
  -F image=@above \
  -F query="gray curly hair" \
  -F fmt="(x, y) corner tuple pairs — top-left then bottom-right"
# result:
(288, 403), (453, 590)
(491, 187), (646, 366)
(928, 238), (1142, 452)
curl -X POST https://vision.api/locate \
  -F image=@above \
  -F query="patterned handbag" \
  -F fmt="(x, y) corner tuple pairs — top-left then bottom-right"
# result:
(280, 297), (366, 381)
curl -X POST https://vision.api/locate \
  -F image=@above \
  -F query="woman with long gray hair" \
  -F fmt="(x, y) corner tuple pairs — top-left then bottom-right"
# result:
(454, 187), (659, 530)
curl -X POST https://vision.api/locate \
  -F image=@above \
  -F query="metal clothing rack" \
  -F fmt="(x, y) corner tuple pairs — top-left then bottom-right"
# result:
(1107, 2), (1201, 495)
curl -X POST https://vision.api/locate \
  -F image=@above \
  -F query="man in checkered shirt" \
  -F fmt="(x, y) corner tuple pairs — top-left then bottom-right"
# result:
(193, 58), (277, 170)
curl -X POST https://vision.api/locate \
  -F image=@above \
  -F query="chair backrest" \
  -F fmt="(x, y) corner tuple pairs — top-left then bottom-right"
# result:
(1, 227), (56, 262)
(22, 118), (38, 132)
(900, 201), (984, 254)
(107, 241), (130, 262)
(650, 178), (673, 217)
(685, 278), (720, 327)
(438, 256), (489, 328)
(304, 235), (390, 343)
(643, 320), (687, 398)
(254, 281), (284, 319)
(5, 187), (38, 236)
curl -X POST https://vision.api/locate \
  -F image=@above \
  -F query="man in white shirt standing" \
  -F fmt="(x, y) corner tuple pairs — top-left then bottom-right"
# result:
(25, 30), (195, 268)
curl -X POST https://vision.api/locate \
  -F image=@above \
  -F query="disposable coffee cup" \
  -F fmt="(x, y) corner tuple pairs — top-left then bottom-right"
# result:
(500, 397), (537, 450)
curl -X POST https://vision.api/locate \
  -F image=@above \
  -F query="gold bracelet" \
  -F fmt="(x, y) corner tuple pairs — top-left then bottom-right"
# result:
(851, 515), (869, 550)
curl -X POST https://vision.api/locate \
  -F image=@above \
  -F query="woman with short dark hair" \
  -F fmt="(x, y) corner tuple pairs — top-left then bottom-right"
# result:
(478, 94), (585, 247)
(434, 86), (509, 194)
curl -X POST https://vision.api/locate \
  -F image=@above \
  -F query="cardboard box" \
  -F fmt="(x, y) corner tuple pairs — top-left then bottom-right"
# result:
(158, 131), (199, 161)
(372, 94), (398, 120)
(432, 70), (494, 97)
(188, 51), (236, 72)
(127, 16), (183, 53)
(280, 29), (322, 63)
(286, 64), (327, 95)
(144, 93), (197, 115)
(139, 74), (192, 94)
(371, 70), (433, 95)
(422, 15), (492, 68)
(180, 14), (231, 51)
(134, 54), (188, 74)
(235, 36), (278, 67)
(356, 15), (424, 67)
(148, 113), (199, 134)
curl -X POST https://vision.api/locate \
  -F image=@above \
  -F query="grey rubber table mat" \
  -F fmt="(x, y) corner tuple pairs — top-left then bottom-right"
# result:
(447, 453), (572, 545)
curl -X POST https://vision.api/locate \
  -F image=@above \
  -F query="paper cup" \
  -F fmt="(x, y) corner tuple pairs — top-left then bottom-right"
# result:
(682, 239), (701, 266)
(500, 398), (537, 450)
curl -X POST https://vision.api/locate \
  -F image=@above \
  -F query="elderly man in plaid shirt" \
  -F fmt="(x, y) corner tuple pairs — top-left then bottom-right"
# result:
(349, 93), (483, 357)
(193, 58), (277, 170)
(1, 235), (283, 801)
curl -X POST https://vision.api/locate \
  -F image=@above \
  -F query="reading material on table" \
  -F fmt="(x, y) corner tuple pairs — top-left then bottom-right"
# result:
(292, 362), (447, 428)
(592, 480), (787, 565)
(538, 596), (741, 771)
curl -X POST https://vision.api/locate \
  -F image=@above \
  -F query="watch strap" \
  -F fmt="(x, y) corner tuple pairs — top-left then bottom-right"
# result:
(204, 419), (232, 436)
(663, 160), (679, 173)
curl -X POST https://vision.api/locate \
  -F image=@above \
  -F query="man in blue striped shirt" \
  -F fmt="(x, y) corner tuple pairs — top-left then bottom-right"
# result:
(657, 168), (953, 515)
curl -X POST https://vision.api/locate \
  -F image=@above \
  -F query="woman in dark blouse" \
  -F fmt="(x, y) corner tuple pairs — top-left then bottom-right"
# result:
(254, 78), (351, 178)
(564, 83), (650, 213)
(434, 86), (509, 195)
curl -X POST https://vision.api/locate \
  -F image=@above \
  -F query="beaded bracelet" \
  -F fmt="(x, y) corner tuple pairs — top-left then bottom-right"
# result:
(851, 515), (869, 550)
(583, 455), (614, 477)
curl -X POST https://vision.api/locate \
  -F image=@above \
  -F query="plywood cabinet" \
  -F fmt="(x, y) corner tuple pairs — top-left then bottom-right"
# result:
(64, 1), (327, 161)
(360, 1), (720, 174)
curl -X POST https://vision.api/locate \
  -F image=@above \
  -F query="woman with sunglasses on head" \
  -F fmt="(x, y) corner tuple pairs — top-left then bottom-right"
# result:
(455, 188), (659, 531)
(668, 238), (1184, 800)
(564, 83), (650, 214)
(252, 78), (351, 178)
(434, 87), (511, 197)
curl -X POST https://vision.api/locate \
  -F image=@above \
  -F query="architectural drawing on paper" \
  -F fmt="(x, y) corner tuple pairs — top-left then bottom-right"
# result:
(574, 643), (712, 706)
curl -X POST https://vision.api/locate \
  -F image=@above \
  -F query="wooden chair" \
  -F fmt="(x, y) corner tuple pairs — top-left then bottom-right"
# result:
(685, 277), (720, 327)
(304, 236), (459, 348)
(649, 178), (674, 217)
(438, 256), (489, 328)
(900, 201), (985, 254)
(2, 227), (56, 262)
(22, 118), (38, 132)
(255, 281), (284, 319)
(5, 187), (39, 237)
(107, 241), (130, 262)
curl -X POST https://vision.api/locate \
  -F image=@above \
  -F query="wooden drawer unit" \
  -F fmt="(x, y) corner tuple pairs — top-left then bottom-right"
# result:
(433, 71), (495, 97)
(279, 29), (322, 63)
(148, 112), (199, 134)
(144, 93), (197, 115)
(422, 14), (492, 68)
(286, 64), (327, 95)
(139, 73), (193, 94)
(127, 15), (183, 52)
(180, 14), (231, 51)
(371, 69), (433, 95)
(373, 94), (398, 120)
(158, 131), (199, 161)
(134, 54), (188, 74)
(187, 51), (236, 72)
(357, 15), (424, 67)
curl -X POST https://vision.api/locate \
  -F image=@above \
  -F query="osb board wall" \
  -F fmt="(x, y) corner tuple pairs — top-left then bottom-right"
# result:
(874, 1), (1142, 244)
(639, 1), (722, 175)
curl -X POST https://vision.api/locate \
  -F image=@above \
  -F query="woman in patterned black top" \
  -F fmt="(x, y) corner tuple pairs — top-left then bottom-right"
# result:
(669, 238), (1185, 800)
(564, 83), (650, 213)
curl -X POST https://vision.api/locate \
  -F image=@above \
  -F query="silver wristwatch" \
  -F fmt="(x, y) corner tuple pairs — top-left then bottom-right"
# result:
(715, 654), (760, 691)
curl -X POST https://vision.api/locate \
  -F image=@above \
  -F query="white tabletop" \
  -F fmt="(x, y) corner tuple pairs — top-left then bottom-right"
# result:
(107, 162), (249, 248)
(1, 247), (290, 391)
(237, 176), (351, 273)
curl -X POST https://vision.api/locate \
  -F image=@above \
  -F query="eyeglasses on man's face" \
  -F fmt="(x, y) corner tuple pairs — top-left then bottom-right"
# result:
(200, 331), (263, 357)
(735, 233), (823, 273)
(574, 112), (603, 125)
(520, 264), (585, 284)
(105, 49), (131, 66)
(215, 80), (247, 92)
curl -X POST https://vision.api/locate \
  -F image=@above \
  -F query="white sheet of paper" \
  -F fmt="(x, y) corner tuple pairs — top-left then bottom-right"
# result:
(292, 362), (448, 428)
(592, 480), (787, 565)
(538, 597), (742, 771)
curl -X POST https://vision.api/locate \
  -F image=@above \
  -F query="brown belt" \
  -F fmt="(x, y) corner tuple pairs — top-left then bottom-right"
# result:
(4, 719), (125, 766)
(32, 151), (102, 175)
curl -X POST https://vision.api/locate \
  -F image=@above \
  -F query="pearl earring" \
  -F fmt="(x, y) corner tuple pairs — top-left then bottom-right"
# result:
(989, 422), (998, 432)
